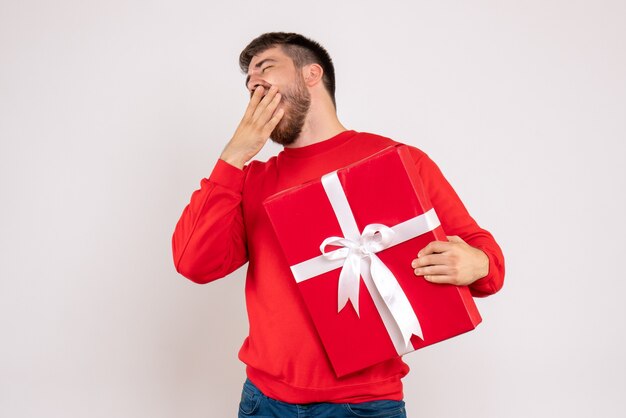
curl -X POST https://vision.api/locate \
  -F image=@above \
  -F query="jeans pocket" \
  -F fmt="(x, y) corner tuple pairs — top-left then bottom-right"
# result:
(238, 384), (261, 416)
(343, 399), (406, 417)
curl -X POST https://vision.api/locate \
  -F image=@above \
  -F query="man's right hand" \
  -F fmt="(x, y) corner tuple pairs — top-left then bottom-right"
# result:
(220, 85), (284, 169)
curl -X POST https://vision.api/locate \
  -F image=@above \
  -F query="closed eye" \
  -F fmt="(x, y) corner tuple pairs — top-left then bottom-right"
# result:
(262, 66), (273, 73)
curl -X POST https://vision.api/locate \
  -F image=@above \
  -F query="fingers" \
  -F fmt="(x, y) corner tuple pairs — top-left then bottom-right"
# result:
(412, 257), (456, 279)
(411, 256), (459, 284)
(422, 272), (459, 284)
(417, 240), (453, 257)
(264, 107), (285, 135)
(413, 242), (458, 283)
(243, 85), (266, 120)
(413, 263), (451, 277)
(411, 253), (447, 269)
(255, 90), (282, 124)
(242, 85), (281, 122)
(251, 86), (281, 122)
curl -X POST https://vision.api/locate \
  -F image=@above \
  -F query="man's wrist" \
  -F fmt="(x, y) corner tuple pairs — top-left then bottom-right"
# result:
(472, 248), (490, 282)
(219, 151), (247, 170)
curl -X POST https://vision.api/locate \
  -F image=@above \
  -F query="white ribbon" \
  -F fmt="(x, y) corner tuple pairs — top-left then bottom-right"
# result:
(289, 171), (442, 355)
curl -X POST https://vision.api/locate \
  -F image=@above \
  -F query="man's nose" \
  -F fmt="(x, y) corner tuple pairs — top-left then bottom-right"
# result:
(247, 76), (271, 94)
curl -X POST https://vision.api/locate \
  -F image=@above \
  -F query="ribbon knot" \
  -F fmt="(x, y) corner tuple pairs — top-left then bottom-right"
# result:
(320, 224), (396, 317)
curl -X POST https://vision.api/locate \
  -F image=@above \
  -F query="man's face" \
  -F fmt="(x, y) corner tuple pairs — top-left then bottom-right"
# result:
(246, 47), (311, 146)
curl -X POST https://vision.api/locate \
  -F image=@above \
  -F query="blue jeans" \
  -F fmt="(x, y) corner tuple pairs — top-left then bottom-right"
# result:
(238, 379), (407, 418)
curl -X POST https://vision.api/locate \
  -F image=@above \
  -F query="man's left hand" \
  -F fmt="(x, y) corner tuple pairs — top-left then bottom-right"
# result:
(411, 236), (489, 286)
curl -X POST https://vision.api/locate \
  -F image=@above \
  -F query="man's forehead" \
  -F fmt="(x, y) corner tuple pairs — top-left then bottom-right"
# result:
(249, 46), (286, 68)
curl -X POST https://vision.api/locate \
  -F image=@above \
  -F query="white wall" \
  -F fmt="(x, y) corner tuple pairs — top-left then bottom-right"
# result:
(1, 1), (625, 417)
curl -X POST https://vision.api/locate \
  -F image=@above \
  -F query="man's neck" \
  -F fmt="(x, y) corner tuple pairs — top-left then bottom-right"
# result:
(285, 101), (347, 149)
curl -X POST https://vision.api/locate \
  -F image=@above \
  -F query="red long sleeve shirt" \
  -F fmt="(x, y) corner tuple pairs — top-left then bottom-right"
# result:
(172, 130), (504, 403)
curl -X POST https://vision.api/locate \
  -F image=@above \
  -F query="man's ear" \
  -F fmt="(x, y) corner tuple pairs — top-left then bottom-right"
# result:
(302, 63), (324, 87)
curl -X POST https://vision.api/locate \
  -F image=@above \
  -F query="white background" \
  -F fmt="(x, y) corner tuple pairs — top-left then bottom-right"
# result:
(1, 1), (625, 417)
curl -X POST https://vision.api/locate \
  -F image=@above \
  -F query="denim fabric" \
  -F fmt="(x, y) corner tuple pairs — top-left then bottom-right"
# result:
(238, 379), (407, 418)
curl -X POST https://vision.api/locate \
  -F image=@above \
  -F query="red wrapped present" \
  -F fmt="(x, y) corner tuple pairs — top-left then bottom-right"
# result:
(263, 145), (481, 377)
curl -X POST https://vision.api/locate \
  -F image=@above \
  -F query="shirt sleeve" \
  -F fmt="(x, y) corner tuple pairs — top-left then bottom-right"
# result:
(171, 159), (249, 284)
(411, 148), (505, 297)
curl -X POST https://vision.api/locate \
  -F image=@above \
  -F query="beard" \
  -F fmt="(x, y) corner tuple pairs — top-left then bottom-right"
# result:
(270, 76), (311, 146)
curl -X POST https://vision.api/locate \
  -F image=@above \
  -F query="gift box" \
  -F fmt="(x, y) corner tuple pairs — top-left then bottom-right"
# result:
(263, 145), (481, 377)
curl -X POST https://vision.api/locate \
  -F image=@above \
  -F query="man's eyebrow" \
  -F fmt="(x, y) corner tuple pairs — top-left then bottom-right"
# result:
(245, 58), (278, 86)
(254, 58), (277, 69)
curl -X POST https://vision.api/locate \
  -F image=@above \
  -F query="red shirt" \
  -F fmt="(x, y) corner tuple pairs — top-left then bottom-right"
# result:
(172, 130), (504, 403)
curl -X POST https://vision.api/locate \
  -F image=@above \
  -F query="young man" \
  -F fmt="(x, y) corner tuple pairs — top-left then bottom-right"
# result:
(172, 32), (504, 418)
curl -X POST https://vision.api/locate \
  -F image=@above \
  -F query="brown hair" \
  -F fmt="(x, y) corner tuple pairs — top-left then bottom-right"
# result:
(239, 32), (336, 107)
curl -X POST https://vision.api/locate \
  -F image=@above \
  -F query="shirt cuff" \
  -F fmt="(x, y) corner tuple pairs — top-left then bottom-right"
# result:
(208, 159), (246, 192)
(469, 248), (503, 297)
